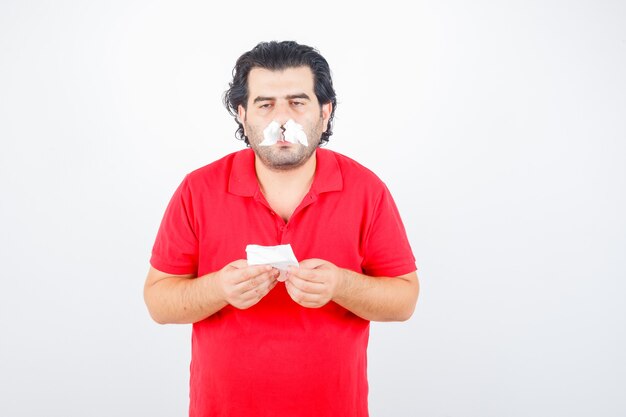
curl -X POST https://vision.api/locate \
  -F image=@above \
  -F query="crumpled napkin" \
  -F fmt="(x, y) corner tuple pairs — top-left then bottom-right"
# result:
(283, 119), (308, 146)
(259, 119), (308, 146)
(245, 244), (299, 282)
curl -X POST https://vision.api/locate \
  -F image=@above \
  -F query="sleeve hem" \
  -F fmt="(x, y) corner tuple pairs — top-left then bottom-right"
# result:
(150, 255), (197, 276)
(364, 262), (417, 278)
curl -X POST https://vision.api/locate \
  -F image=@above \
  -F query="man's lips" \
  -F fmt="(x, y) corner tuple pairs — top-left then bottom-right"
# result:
(276, 135), (292, 144)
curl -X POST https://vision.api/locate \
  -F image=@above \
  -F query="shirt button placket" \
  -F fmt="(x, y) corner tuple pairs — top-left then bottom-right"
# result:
(273, 211), (285, 242)
(280, 223), (290, 244)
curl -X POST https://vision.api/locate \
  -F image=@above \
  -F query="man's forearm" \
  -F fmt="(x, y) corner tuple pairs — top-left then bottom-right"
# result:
(333, 270), (419, 322)
(144, 272), (227, 325)
(144, 262), (279, 324)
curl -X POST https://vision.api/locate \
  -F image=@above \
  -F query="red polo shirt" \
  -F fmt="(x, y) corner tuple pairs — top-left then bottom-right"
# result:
(151, 148), (416, 417)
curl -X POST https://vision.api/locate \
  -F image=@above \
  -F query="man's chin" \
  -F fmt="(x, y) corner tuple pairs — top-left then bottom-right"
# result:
(265, 157), (308, 171)
(256, 149), (311, 171)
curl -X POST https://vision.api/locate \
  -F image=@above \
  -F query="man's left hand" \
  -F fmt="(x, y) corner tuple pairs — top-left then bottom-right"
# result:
(285, 259), (346, 308)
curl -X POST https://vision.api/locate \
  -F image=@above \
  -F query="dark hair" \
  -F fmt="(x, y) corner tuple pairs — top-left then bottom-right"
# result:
(223, 41), (337, 146)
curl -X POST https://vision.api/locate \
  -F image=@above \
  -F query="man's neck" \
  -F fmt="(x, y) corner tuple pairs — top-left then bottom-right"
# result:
(254, 152), (317, 222)
(254, 153), (317, 197)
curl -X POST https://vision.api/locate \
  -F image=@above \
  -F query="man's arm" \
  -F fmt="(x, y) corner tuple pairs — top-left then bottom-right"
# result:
(144, 261), (279, 324)
(285, 259), (419, 322)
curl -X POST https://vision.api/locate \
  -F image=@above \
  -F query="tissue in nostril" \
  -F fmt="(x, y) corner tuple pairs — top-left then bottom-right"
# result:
(260, 120), (282, 146)
(283, 119), (308, 146)
(259, 119), (308, 147)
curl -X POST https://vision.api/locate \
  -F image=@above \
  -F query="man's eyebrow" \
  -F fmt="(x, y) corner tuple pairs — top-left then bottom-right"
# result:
(253, 96), (275, 103)
(285, 93), (311, 100)
(252, 93), (311, 104)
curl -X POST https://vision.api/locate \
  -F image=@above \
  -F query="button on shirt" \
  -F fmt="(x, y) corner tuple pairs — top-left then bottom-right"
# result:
(151, 148), (416, 417)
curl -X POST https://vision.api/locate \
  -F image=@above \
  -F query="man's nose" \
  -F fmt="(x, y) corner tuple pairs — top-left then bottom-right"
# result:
(272, 102), (293, 126)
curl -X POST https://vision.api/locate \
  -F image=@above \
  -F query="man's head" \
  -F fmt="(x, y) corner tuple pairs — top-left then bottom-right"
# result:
(223, 41), (337, 147)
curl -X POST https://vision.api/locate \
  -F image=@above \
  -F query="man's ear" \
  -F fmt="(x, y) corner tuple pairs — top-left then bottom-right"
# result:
(321, 102), (332, 132)
(237, 105), (247, 135)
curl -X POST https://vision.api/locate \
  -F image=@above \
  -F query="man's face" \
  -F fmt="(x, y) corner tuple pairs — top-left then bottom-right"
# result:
(238, 66), (332, 171)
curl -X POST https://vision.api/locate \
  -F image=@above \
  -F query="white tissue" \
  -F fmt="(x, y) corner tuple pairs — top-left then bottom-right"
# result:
(283, 119), (308, 146)
(260, 121), (282, 146)
(246, 244), (299, 282)
(259, 119), (308, 147)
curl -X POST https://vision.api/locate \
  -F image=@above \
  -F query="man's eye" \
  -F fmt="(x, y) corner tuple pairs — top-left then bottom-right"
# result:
(292, 101), (304, 106)
(259, 103), (272, 109)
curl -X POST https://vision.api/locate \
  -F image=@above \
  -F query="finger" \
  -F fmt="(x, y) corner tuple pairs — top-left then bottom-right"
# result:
(284, 279), (301, 303)
(242, 265), (275, 280)
(285, 279), (308, 302)
(227, 259), (249, 269)
(255, 272), (278, 293)
(286, 280), (325, 307)
(239, 277), (275, 303)
(236, 269), (276, 293)
(270, 268), (281, 281)
(232, 265), (273, 285)
(287, 273), (325, 294)
(261, 272), (280, 294)
(258, 276), (278, 297)
(298, 258), (327, 269)
(288, 266), (323, 283)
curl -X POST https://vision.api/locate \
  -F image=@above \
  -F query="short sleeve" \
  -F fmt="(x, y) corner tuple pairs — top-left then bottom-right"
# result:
(150, 176), (199, 275)
(361, 185), (416, 277)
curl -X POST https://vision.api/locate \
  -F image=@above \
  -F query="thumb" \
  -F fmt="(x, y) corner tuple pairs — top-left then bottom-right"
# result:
(298, 258), (327, 269)
(227, 259), (249, 269)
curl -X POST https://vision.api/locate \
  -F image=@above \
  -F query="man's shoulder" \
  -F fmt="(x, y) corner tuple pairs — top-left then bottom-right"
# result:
(188, 149), (248, 176)
(183, 148), (251, 185)
(320, 148), (386, 188)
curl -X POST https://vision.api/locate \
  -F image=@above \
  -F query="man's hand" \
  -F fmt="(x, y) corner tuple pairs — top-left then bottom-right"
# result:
(285, 259), (345, 308)
(284, 258), (419, 321)
(216, 260), (280, 309)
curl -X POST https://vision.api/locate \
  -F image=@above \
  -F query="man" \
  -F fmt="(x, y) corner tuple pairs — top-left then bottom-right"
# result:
(144, 40), (419, 417)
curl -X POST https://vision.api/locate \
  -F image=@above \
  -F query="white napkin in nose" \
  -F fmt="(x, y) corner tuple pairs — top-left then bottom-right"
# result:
(283, 119), (308, 146)
(260, 121), (282, 146)
(259, 119), (308, 146)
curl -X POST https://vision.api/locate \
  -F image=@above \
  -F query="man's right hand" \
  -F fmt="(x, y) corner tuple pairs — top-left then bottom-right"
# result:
(144, 261), (279, 324)
(215, 260), (280, 310)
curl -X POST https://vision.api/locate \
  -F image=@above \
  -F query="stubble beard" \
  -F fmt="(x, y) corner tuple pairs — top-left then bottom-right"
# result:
(245, 117), (324, 171)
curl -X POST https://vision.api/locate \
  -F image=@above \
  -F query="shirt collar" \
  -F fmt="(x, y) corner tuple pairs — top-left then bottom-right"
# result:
(228, 147), (343, 197)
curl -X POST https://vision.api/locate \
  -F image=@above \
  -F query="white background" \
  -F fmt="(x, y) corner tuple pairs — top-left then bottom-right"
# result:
(1, 1), (625, 416)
